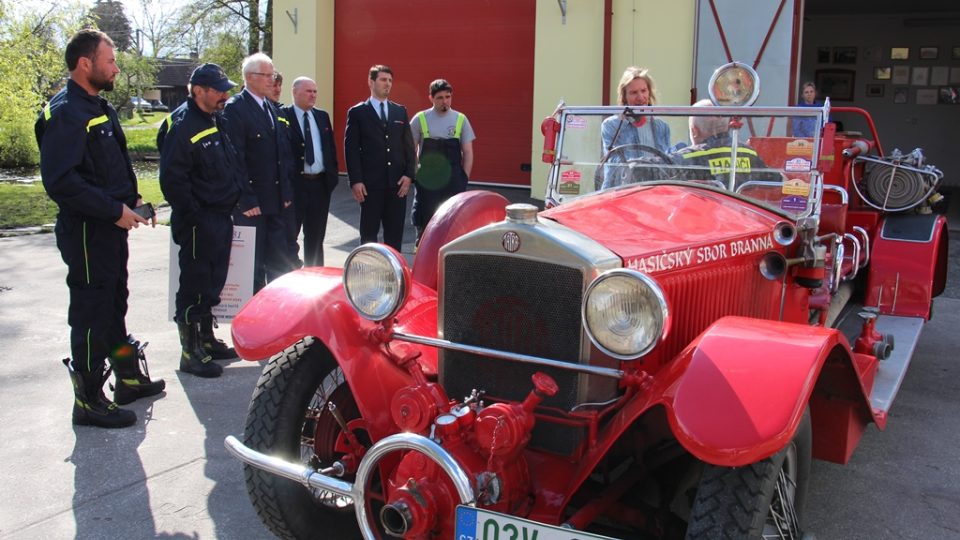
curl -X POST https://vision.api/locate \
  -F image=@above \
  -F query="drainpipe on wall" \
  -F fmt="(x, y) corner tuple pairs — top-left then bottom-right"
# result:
(603, 0), (612, 105)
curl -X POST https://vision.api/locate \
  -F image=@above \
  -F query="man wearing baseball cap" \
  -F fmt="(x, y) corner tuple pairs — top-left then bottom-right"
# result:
(159, 63), (243, 378)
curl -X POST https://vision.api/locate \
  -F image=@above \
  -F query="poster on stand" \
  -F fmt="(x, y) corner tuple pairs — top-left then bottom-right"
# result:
(168, 225), (256, 321)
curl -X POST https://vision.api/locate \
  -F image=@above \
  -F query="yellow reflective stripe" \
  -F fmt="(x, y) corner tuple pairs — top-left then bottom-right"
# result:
(277, 116), (289, 126)
(454, 113), (465, 139)
(164, 114), (173, 129)
(86, 115), (109, 132)
(682, 146), (758, 159)
(418, 113), (429, 139)
(44, 104), (52, 121)
(190, 126), (218, 144)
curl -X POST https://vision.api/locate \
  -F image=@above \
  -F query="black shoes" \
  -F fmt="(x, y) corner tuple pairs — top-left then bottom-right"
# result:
(64, 358), (136, 429)
(178, 321), (223, 378)
(110, 335), (166, 405)
(199, 315), (238, 360)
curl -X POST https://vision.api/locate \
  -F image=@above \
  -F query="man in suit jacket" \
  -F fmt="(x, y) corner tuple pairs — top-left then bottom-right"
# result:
(282, 77), (339, 267)
(222, 52), (295, 292)
(344, 64), (416, 252)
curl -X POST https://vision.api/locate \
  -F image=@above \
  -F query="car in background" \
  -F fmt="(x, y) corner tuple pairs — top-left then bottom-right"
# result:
(128, 96), (152, 112)
(149, 99), (169, 112)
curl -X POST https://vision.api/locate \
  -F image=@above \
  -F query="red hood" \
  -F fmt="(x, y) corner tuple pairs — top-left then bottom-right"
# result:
(541, 184), (783, 273)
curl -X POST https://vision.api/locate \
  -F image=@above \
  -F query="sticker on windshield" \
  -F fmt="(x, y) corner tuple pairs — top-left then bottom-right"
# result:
(780, 195), (808, 212)
(784, 157), (811, 172)
(558, 169), (582, 195)
(782, 177), (811, 196)
(566, 116), (586, 129)
(786, 139), (814, 157)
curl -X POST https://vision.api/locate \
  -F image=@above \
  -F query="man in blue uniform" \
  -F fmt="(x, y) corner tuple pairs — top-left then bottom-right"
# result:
(344, 65), (417, 252)
(160, 64), (244, 378)
(223, 53), (296, 293)
(35, 29), (165, 428)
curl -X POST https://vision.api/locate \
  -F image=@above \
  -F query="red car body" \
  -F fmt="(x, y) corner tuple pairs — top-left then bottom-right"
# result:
(226, 84), (948, 539)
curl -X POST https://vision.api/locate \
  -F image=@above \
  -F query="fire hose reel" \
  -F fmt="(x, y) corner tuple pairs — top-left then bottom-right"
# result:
(852, 148), (943, 212)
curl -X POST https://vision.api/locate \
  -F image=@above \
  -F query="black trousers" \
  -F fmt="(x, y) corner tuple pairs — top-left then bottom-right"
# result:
(359, 188), (407, 252)
(173, 213), (232, 324)
(233, 211), (295, 293)
(55, 214), (129, 373)
(292, 179), (334, 266)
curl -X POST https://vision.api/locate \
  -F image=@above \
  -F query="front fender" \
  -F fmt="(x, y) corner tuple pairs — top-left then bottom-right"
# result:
(231, 267), (439, 439)
(658, 316), (845, 466)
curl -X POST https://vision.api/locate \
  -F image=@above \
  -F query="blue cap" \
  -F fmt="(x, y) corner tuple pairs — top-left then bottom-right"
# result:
(189, 63), (236, 92)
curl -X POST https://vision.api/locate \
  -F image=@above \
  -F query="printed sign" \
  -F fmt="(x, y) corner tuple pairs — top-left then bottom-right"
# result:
(784, 157), (811, 172)
(780, 195), (808, 212)
(782, 177), (811, 196)
(565, 115), (586, 129)
(786, 139), (814, 157)
(168, 225), (255, 321)
(558, 169), (582, 195)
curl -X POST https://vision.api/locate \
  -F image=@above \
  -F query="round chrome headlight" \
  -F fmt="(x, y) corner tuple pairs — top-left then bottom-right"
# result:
(582, 269), (669, 360)
(343, 244), (408, 321)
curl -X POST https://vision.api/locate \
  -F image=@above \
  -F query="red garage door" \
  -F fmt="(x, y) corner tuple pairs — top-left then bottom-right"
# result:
(334, 0), (535, 186)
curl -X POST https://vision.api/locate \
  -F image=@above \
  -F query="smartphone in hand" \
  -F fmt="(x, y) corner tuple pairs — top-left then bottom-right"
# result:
(133, 202), (156, 220)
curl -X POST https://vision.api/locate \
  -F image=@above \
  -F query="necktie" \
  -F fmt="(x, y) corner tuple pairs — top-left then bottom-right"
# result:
(262, 100), (273, 129)
(302, 113), (315, 165)
(379, 101), (387, 123)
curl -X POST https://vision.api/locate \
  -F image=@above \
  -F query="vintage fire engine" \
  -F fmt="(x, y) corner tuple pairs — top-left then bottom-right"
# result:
(224, 64), (949, 539)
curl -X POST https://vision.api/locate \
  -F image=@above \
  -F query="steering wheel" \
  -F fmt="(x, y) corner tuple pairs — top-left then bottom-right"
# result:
(594, 143), (676, 191)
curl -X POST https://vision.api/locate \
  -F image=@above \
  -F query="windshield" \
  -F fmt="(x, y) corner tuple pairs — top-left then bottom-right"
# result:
(545, 105), (828, 220)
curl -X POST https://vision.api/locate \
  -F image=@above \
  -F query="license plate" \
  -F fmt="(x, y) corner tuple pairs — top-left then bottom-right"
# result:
(455, 505), (618, 540)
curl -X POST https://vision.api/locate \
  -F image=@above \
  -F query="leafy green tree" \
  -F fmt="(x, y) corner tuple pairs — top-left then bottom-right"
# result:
(88, 0), (134, 52)
(0, 1), (81, 166)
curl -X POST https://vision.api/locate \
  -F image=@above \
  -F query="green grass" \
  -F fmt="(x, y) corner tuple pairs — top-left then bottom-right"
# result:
(0, 178), (165, 229)
(124, 127), (160, 154)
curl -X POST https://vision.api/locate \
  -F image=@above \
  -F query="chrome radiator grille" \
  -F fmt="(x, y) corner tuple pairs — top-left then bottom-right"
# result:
(440, 254), (584, 410)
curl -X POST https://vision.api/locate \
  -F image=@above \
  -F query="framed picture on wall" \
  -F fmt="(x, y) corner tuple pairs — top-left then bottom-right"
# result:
(912, 67), (930, 86)
(817, 47), (831, 63)
(865, 84), (884, 97)
(938, 87), (960, 104)
(917, 89), (938, 105)
(892, 65), (910, 84)
(953, 47), (960, 60)
(833, 47), (857, 64)
(891, 47), (910, 60)
(815, 69), (856, 101)
(931, 66), (949, 86)
(893, 87), (909, 104)
(919, 47), (939, 60)
(874, 66), (892, 80)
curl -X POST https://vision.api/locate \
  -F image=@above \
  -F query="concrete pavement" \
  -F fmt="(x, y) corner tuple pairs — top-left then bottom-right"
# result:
(0, 180), (957, 539)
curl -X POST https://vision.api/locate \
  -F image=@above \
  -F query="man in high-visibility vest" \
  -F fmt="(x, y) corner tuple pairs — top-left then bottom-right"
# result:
(409, 79), (476, 244)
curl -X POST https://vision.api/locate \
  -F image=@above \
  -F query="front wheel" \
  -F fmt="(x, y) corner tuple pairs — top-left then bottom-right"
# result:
(242, 339), (368, 540)
(686, 410), (812, 540)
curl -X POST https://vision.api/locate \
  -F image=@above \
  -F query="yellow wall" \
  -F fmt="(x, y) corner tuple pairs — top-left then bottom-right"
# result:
(273, 0), (335, 122)
(530, 0), (606, 199)
(529, 0), (694, 199)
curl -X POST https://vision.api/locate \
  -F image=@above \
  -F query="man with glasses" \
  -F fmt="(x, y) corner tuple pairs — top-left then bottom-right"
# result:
(222, 53), (295, 293)
(159, 64), (243, 378)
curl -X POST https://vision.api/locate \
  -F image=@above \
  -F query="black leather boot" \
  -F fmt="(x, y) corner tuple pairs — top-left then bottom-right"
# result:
(64, 358), (136, 428)
(178, 322), (223, 378)
(199, 315), (238, 360)
(110, 335), (166, 405)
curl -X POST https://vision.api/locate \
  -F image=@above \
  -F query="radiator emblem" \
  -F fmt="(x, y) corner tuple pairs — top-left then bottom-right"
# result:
(502, 231), (521, 253)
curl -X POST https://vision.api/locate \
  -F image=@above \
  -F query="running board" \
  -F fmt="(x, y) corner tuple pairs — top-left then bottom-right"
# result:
(869, 315), (924, 415)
